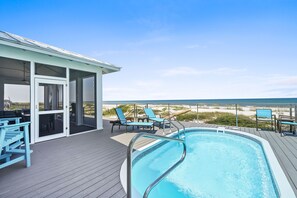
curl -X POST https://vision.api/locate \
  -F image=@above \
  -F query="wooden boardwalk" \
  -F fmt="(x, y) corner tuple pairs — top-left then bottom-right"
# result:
(0, 120), (296, 197)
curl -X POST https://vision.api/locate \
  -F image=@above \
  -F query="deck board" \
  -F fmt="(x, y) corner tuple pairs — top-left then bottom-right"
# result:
(0, 119), (297, 197)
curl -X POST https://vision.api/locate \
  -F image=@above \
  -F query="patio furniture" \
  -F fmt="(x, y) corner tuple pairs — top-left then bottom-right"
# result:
(256, 109), (276, 131)
(115, 108), (154, 132)
(0, 121), (32, 169)
(276, 115), (294, 132)
(277, 115), (297, 135)
(110, 117), (133, 133)
(144, 108), (168, 129)
(279, 121), (297, 136)
(0, 117), (21, 124)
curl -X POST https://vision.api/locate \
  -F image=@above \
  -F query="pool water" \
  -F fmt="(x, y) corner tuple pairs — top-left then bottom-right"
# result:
(132, 131), (278, 198)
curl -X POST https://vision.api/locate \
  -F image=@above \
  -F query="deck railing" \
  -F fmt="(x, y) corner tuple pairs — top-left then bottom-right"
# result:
(103, 98), (297, 128)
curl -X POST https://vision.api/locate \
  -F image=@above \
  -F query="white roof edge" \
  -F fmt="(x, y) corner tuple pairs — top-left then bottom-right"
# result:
(0, 31), (121, 74)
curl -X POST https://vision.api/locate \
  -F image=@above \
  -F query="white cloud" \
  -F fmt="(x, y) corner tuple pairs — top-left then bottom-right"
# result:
(268, 76), (297, 86)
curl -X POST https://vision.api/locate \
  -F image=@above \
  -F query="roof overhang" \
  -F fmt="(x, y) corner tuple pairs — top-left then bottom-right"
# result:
(0, 31), (121, 74)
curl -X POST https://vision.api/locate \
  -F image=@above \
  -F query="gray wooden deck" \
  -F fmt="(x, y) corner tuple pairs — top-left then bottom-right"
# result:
(0, 120), (296, 198)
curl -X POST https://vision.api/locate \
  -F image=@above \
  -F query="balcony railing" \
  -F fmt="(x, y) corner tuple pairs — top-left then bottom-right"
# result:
(103, 98), (297, 128)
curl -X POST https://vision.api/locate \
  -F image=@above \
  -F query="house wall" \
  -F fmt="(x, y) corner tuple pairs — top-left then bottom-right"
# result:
(0, 44), (103, 143)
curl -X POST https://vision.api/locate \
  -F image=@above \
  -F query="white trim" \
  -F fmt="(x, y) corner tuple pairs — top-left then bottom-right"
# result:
(69, 128), (101, 137)
(0, 39), (120, 72)
(35, 133), (67, 143)
(66, 67), (70, 137)
(30, 61), (35, 143)
(34, 77), (67, 142)
(38, 110), (64, 115)
(34, 74), (66, 81)
(96, 70), (102, 129)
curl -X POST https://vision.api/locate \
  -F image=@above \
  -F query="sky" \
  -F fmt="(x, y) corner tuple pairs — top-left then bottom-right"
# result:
(1, 0), (297, 101)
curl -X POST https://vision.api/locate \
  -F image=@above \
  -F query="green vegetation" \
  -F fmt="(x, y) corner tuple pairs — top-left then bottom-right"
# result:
(177, 111), (269, 128)
(172, 106), (187, 111)
(207, 113), (257, 128)
(83, 102), (95, 117)
(5, 102), (30, 110)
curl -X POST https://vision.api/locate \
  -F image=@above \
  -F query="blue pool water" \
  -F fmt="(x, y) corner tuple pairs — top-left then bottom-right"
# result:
(132, 131), (278, 198)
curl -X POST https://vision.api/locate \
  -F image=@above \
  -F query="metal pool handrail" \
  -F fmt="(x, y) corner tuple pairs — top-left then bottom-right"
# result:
(168, 119), (186, 138)
(127, 132), (187, 198)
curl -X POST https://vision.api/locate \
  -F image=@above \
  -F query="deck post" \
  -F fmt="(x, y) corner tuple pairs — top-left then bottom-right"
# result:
(196, 104), (199, 123)
(235, 104), (238, 127)
(289, 105), (293, 132)
(294, 104), (297, 135)
(133, 104), (136, 122)
(168, 104), (171, 119)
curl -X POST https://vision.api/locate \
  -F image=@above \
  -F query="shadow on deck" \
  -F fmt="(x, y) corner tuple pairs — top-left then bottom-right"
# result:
(0, 120), (297, 197)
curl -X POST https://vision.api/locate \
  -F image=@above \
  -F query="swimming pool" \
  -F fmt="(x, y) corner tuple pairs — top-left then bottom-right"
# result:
(121, 128), (295, 198)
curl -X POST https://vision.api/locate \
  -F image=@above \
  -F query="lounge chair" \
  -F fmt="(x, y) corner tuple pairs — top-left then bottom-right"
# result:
(277, 115), (297, 136)
(144, 108), (168, 130)
(0, 120), (32, 169)
(115, 108), (154, 132)
(256, 109), (276, 131)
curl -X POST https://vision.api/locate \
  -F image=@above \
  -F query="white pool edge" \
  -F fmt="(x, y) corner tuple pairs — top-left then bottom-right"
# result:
(120, 127), (296, 197)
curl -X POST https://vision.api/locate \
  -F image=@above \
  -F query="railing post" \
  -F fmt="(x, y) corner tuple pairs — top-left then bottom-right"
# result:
(290, 105), (293, 132)
(133, 104), (136, 122)
(294, 105), (297, 134)
(168, 104), (171, 132)
(235, 104), (238, 127)
(196, 104), (199, 123)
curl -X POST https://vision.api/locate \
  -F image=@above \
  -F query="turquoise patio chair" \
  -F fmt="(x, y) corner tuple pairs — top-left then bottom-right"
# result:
(0, 117), (21, 124)
(256, 109), (276, 131)
(0, 120), (32, 169)
(115, 108), (154, 132)
(144, 108), (168, 130)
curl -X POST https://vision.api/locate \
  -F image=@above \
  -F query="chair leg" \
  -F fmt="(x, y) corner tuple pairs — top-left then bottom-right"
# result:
(4, 145), (10, 162)
(111, 124), (114, 133)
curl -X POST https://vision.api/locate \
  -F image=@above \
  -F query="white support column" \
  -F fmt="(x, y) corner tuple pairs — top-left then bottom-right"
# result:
(0, 79), (4, 110)
(66, 67), (70, 136)
(96, 70), (103, 129)
(30, 61), (35, 143)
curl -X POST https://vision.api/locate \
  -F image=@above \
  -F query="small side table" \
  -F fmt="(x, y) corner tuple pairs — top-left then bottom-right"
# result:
(137, 117), (149, 122)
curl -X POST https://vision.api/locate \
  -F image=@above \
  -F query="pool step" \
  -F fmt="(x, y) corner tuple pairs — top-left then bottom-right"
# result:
(217, 127), (225, 133)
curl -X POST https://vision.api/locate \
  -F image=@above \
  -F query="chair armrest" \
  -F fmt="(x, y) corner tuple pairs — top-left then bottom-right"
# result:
(0, 122), (30, 130)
